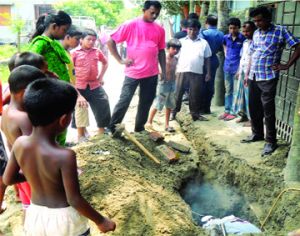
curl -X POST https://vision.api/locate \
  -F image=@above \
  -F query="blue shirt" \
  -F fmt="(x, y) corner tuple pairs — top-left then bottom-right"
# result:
(250, 24), (299, 81)
(223, 33), (245, 73)
(200, 26), (224, 66)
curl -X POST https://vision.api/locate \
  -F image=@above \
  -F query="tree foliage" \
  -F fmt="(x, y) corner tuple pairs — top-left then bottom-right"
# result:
(161, 1), (189, 16)
(54, 0), (125, 27)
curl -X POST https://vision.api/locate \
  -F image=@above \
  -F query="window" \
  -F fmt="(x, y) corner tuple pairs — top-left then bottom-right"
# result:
(34, 4), (55, 19)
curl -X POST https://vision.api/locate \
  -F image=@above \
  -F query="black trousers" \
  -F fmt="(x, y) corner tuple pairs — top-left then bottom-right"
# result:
(174, 72), (204, 119)
(248, 77), (278, 143)
(109, 75), (158, 132)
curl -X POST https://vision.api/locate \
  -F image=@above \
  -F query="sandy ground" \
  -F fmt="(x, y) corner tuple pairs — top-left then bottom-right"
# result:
(1, 56), (300, 235)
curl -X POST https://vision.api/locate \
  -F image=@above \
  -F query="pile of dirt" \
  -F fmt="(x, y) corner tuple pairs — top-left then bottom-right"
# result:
(0, 131), (205, 235)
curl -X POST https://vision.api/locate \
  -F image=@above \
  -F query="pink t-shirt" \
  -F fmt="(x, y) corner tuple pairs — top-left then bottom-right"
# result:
(71, 47), (107, 90)
(111, 17), (165, 79)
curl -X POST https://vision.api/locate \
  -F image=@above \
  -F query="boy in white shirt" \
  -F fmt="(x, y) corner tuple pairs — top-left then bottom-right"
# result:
(172, 19), (212, 121)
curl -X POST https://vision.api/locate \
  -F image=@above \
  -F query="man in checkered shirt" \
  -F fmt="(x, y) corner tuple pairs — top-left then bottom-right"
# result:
(241, 6), (300, 156)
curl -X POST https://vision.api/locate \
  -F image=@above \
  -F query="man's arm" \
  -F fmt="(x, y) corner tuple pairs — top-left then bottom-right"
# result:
(158, 49), (166, 81)
(97, 59), (108, 84)
(61, 150), (116, 233)
(107, 38), (133, 66)
(272, 43), (300, 71)
(204, 57), (211, 82)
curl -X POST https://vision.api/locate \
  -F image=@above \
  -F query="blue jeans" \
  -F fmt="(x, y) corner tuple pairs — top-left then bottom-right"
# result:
(224, 72), (235, 114)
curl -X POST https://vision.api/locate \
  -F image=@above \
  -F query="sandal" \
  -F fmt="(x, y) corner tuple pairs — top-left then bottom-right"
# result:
(165, 127), (175, 132)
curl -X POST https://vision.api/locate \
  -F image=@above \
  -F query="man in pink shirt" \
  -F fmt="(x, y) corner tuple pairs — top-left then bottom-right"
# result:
(107, 0), (166, 133)
(72, 29), (110, 139)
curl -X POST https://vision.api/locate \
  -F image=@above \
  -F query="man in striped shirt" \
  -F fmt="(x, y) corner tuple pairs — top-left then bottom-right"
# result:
(241, 6), (300, 156)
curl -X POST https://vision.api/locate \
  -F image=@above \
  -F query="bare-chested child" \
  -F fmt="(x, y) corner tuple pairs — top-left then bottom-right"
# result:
(147, 39), (181, 132)
(1, 65), (46, 211)
(3, 78), (116, 235)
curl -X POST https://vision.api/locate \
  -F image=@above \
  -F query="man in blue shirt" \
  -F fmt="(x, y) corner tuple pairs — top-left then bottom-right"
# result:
(219, 18), (245, 121)
(241, 6), (300, 156)
(200, 15), (224, 114)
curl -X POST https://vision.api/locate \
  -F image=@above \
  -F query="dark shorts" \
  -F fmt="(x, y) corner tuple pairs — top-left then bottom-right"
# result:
(0, 132), (8, 176)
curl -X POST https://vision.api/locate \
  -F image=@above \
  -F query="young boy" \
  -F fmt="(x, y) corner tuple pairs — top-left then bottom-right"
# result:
(3, 78), (116, 235)
(173, 19), (212, 122)
(219, 18), (245, 121)
(1, 65), (46, 211)
(147, 39), (181, 132)
(62, 25), (90, 142)
(72, 28), (111, 141)
(232, 21), (256, 125)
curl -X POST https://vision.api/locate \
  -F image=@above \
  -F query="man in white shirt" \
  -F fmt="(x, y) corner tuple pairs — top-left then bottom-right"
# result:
(173, 19), (212, 121)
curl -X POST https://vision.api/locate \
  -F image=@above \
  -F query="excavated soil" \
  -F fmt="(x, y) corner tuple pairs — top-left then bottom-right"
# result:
(1, 104), (300, 236)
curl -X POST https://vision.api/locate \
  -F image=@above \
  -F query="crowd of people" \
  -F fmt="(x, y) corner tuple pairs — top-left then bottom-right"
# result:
(0, 1), (300, 235)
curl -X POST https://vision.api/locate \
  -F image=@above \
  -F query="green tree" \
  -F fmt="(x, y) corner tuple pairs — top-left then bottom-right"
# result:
(54, 0), (124, 27)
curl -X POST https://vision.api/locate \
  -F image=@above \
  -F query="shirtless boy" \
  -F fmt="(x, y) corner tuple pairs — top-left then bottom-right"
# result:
(3, 78), (116, 235)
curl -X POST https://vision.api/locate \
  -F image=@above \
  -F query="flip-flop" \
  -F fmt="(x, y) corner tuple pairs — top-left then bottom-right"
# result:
(165, 127), (175, 132)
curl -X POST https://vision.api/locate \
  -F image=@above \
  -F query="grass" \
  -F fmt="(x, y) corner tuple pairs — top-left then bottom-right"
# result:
(0, 64), (9, 83)
(0, 44), (30, 83)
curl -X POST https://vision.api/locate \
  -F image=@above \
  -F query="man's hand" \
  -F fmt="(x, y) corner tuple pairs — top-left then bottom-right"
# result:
(97, 217), (116, 233)
(272, 63), (289, 71)
(244, 74), (249, 87)
(77, 95), (88, 108)
(205, 74), (211, 82)
(235, 72), (240, 80)
(121, 58), (134, 67)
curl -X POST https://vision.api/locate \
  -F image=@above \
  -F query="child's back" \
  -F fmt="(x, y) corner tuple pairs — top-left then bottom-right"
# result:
(1, 66), (45, 149)
(4, 79), (116, 235)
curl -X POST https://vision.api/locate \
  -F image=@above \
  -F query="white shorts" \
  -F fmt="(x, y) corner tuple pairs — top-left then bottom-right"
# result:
(24, 203), (90, 236)
(75, 104), (89, 128)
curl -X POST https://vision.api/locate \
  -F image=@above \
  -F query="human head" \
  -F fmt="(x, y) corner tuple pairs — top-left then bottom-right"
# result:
(8, 65), (45, 95)
(8, 52), (19, 72)
(81, 28), (97, 49)
(242, 21), (256, 39)
(188, 13), (199, 20)
(187, 19), (201, 40)
(63, 25), (82, 49)
(14, 52), (47, 73)
(24, 78), (77, 128)
(206, 15), (218, 26)
(250, 6), (272, 30)
(143, 1), (162, 22)
(167, 38), (181, 57)
(228, 17), (241, 36)
(180, 19), (188, 30)
(31, 11), (72, 41)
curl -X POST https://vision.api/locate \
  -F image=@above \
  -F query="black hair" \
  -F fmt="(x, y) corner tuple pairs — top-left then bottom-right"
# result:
(180, 19), (188, 29)
(8, 52), (19, 72)
(187, 19), (201, 30)
(82, 28), (97, 39)
(188, 13), (199, 20)
(143, 1), (162, 10)
(243, 21), (257, 30)
(250, 6), (272, 21)
(228, 17), (241, 28)
(31, 11), (72, 40)
(24, 78), (77, 127)
(66, 25), (82, 38)
(8, 65), (46, 94)
(14, 52), (46, 70)
(167, 38), (181, 49)
(206, 14), (218, 26)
